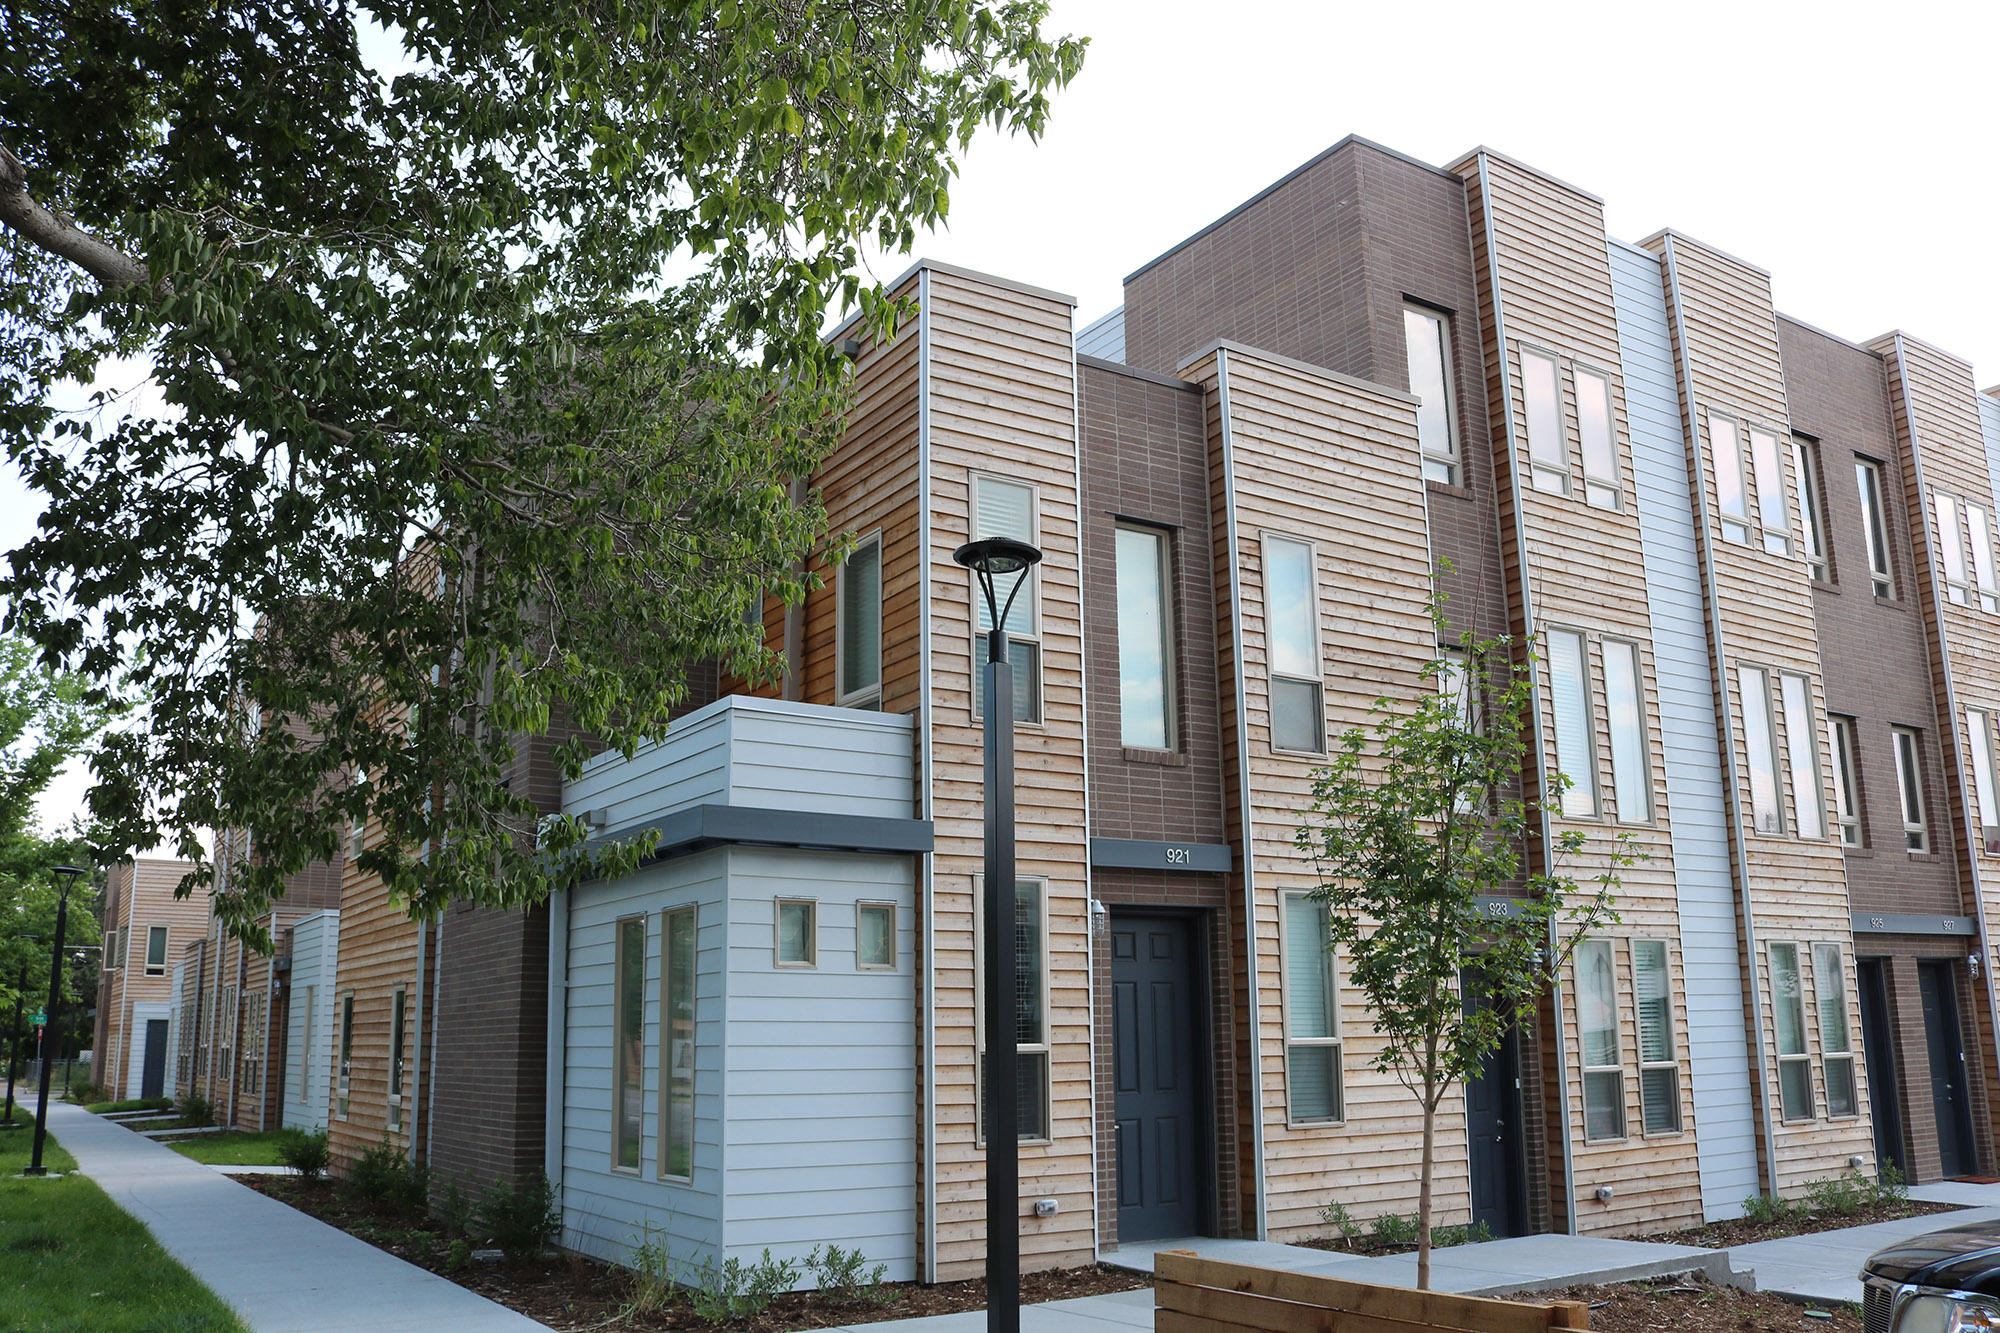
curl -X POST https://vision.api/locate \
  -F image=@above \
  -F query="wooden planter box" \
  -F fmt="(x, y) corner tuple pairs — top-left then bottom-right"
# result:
(1154, 1250), (1590, 1332)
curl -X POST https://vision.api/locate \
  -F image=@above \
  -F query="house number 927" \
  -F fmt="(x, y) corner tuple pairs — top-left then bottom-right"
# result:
(1164, 846), (1192, 865)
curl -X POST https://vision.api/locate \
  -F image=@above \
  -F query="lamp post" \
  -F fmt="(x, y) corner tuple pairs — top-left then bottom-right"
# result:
(25, 865), (86, 1176)
(952, 535), (1042, 1333)
(4, 942), (36, 1128)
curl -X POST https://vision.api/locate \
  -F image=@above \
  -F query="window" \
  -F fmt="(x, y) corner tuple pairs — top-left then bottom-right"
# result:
(775, 899), (817, 967)
(660, 905), (696, 1182)
(1936, 490), (1971, 606)
(975, 878), (1050, 1142)
(1577, 939), (1624, 1141)
(1115, 524), (1175, 750)
(1264, 536), (1323, 754)
(1577, 368), (1620, 510)
(1892, 727), (1929, 852)
(1779, 674), (1825, 841)
(1633, 940), (1680, 1134)
(105, 925), (119, 969)
(612, 916), (645, 1171)
(1969, 502), (1999, 612)
(1814, 943), (1856, 1118)
(1793, 438), (1828, 581)
(1404, 305), (1458, 485)
(837, 533), (882, 708)
(1603, 639), (1650, 823)
(969, 476), (1041, 724)
(1440, 647), (1481, 813)
(1713, 416), (1752, 546)
(240, 992), (265, 1099)
(337, 993), (354, 1119)
(1522, 348), (1569, 494)
(1282, 894), (1343, 1124)
(1856, 460), (1894, 597)
(1738, 665), (1783, 834)
(1770, 942), (1813, 1121)
(856, 902), (897, 970)
(388, 985), (407, 1132)
(1750, 426), (1790, 555)
(1968, 709), (2000, 856)
(1831, 716), (1863, 847)
(145, 926), (167, 976)
(1547, 630), (1598, 818)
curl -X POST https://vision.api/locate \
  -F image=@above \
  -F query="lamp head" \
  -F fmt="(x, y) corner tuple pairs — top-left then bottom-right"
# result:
(952, 537), (1043, 578)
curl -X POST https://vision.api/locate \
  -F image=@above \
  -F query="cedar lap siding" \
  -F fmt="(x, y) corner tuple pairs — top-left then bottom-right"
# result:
(92, 857), (206, 1103)
(310, 136), (2000, 1273)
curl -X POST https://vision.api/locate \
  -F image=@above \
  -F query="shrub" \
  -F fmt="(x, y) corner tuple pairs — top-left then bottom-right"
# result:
(1741, 1192), (1798, 1225)
(1878, 1160), (1909, 1202)
(175, 1092), (214, 1128)
(275, 1127), (331, 1180)
(1429, 1221), (1494, 1249)
(445, 1239), (473, 1274)
(626, 1226), (679, 1316)
(1318, 1201), (1364, 1242)
(349, 1135), (430, 1215)
(433, 1176), (473, 1240)
(1370, 1212), (1420, 1247)
(1805, 1171), (1873, 1217)
(687, 1250), (800, 1325)
(805, 1244), (891, 1304)
(67, 1080), (102, 1104)
(474, 1172), (561, 1264)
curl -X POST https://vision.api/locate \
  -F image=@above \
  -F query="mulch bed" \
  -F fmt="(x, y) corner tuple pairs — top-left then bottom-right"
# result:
(1641, 1199), (1960, 1249)
(241, 1175), (1147, 1331)
(1534, 1276), (1859, 1331)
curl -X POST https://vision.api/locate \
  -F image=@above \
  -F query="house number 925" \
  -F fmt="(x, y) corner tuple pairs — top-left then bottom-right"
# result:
(1165, 846), (1192, 866)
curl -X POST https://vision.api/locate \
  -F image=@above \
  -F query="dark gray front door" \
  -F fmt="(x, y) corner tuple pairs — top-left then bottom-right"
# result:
(1112, 914), (1203, 1241)
(1857, 960), (1903, 1180)
(1463, 977), (1525, 1237)
(141, 1019), (169, 1099)
(1919, 961), (1975, 1177)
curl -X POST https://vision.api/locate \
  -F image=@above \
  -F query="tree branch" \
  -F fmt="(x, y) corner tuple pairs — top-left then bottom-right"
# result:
(0, 139), (149, 289)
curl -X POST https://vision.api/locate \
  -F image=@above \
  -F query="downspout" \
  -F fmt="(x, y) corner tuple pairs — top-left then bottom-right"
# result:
(917, 266), (940, 1283)
(544, 892), (566, 1191)
(1469, 154), (1577, 1232)
(1213, 347), (1270, 1239)
(228, 934), (247, 1129)
(408, 914), (427, 1165)
(1659, 236), (1782, 1198)
(1067, 307), (1103, 1258)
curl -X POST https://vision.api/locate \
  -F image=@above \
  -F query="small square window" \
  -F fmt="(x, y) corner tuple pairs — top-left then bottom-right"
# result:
(856, 902), (897, 970)
(775, 899), (817, 967)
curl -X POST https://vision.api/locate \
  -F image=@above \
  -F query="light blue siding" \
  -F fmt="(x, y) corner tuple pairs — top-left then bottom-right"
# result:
(1610, 239), (1761, 1220)
(283, 911), (340, 1131)
(1077, 306), (1125, 362)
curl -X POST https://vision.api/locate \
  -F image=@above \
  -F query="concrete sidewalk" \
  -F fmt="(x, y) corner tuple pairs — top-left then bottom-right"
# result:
(36, 1099), (548, 1333)
(1722, 1182), (2000, 1303)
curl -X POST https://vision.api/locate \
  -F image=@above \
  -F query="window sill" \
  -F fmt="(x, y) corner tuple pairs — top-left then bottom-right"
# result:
(1907, 851), (1941, 862)
(1812, 579), (1840, 595)
(1425, 479), (1472, 501)
(1122, 746), (1188, 768)
(1270, 746), (1329, 761)
(1640, 1127), (1686, 1141)
(1842, 846), (1876, 859)
(1873, 595), (1906, 610)
(1287, 1118), (1347, 1131)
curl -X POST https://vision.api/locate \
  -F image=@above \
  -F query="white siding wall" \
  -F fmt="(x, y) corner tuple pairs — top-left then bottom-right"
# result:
(1611, 238), (1762, 1219)
(125, 1002), (170, 1101)
(1077, 306), (1126, 362)
(283, 912), (339, 1131)
(164, 961), (185, 1102)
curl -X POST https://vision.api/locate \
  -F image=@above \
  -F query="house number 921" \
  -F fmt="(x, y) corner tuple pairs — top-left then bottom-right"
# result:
(1165, 846), (1192, 865)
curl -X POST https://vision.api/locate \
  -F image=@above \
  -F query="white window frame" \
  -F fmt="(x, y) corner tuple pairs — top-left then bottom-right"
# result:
(1968, 708), (2000, 857)
(1749, 424), (1791, 556)
(1632, 939), (1681, 1136)
(855, 901), (898, 972)
(1892, 726), (1929, 853)
(1856, 459), (1895, 598)
(387, 983), (407, 1133)
(1770, 941), (1814, 1122)
(1115, 522), (1177, 751)
(1935, 489), (1972, 606)
(1280, 893), (1344, 1126)
(658, 903), (697, 1183)
(1575, 364), (1621, 511)
(1793, 436), (1828, 582)
(1831, 715), (1863, 847)
(1813, 943), (1857, 1119)
(611, 915), (646, 1173)
(774, 898), (818, 969)
(1576, 938), (1626, 1142)
(1602, 637), (1651, 824)
(1712, 414), (1753, 546)
(968, 474), (1044, 726)
(1262, 534), (1325, 756)
(973, 875), (1052, 1146)
(1779, 673), (1826, 842)
(1521, 345), (1570, 495)
(1404, 304), (1459, 486)
(1738, 664), (1785, 835)
(835, 529), (883, 709)
(145, 925), (168, 977)
(1547, 629), (1599, 819)
(1968, 500), (1999, 612)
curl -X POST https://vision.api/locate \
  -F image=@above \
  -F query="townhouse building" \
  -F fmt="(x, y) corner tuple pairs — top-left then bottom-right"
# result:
(91, 856), (205, 1103)
(290, 134), (2000, 1286)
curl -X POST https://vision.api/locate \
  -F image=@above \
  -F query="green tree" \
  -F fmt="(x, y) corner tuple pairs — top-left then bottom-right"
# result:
(0, 2), (1085, 940)
(1294, 598), (1631, 1289)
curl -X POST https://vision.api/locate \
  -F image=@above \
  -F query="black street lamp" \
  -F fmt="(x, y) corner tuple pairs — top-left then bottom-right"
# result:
(25, 865), (86, 1176)
(952, 535), (1042, 1333)
(3, 940), (36, 1128)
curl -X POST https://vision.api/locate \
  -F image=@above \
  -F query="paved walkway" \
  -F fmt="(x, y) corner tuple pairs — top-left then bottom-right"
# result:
(1722, 1182), (2000, 1303)
(35, 1099), (548, 1332)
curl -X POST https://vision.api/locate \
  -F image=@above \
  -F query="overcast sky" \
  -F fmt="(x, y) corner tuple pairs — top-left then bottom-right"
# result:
(11, 0), (1997, 832)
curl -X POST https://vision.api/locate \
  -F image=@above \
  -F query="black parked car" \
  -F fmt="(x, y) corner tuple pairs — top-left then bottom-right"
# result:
(1862, 1219), (2000, 1331)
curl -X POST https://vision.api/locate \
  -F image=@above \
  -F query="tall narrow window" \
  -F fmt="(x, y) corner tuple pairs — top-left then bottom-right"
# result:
(337, 994), (354, 1119)
(1969, 709), (2000, 856)
(660, 905), (696, 1182)
(1714, 416), (1752, 545)
(1780, 674), (1825, 841)
(1577, 368), (1620, 510)
(1577, 940), (1625, 1141)
(1793, 438), (1828, 581)
(1750, 427), (1790, 555)
(1770, 942), (1813, 1120)
(1404, 306), (1458, 486)
(837, 533), (882, 708)
(146, 925), (168, 977)
(1936, 491), (1971, 606)
(1814, 943), (1856, 1118)
(1265, 536), (1323, 754)
(1969, 502), (1999, 613)
(970, 476), (1041, 723)
(388, 985), (407, 1132)
(976, 878), (1050, 1142)
(1739, 665), (1783, 834)
(1831, 716), (1863, 847)
(613, 916), (646, 1171)
(1633, 940), (1680, 1133)
(1603, 639), (1650, 823)
(1857, 460), (1894, 597)
(1441, 647), (1481, 813)
(1116, 524), (1175, 750)
(1547, 630), (1597, 818)
(1282, 895), (1343, 1124)
(1522, 348), (1569, 494)
(1892, 727), (1929, 852)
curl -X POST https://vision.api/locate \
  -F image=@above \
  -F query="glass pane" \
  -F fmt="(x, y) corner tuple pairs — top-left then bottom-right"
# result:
(972, 639), (1041, 723)
(1014, 880), (1043, 1046)
(1016, 1052), (1049, 1139)
(1969, 710), (2000, 831)
(857, 904), (895, 969)
(1603, 640), (1649, 822)
(1548, 630), (1597, 817)
(1751, 428), (1789, 551)
(1832, 719), (1859, 830)
(1578, 940), (1619, 1067)
(664, 907), (696, 1178)
(1640, 1066), (1679, 1134)
(1895, 730), (1925, 829)
(1578, 370), (1616, 485)
(1634, 940), (1673, 1064)
(1288, 1044), (1341, 1122)
(390, 991), (406, 1096)
(1583, 1070), (1624, 1141)
(1404, 307), (1454, 465)
(1739, 666), (1782, 834)
(1971, 504), (1998, 594)
(1937, 491), (1968, 589)
(1284, 896), (1334, 1041)
(615, 918), (645, 1169)
(1523, 350), (1565, 469)
(1814, 943), (1850, 1054)
(1780, 675), (1824, 840)
(777, 900), (815, 965)
(1780, 1059), (1814, 1120)
(1858, 463), (1891, 582)
(1771, 943), (1806, 1056)
(1825, 1056), (1856, 1118)
(1265, 538), (1317, 679)
(1792, 439), (1825, 566)
(1270, 678), (1324, 754)
(148, 927), (167, 967)
(973, 478), (1036, 635)
(840, 539), (881, 697)
(1714, 417), (1748, 521)
(1116, 527), (1172, 750)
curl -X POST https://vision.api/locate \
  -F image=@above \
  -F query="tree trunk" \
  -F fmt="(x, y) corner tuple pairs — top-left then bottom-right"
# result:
(1417, 1083), (1436, 1290)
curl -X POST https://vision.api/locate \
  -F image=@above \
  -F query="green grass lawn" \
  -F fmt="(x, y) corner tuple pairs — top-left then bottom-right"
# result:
(0, 1106), (247, 1332)
(1, 1104), (76, 1174)
(168, 1131), (289, 1167)
(85, 1097), (174, 1115)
